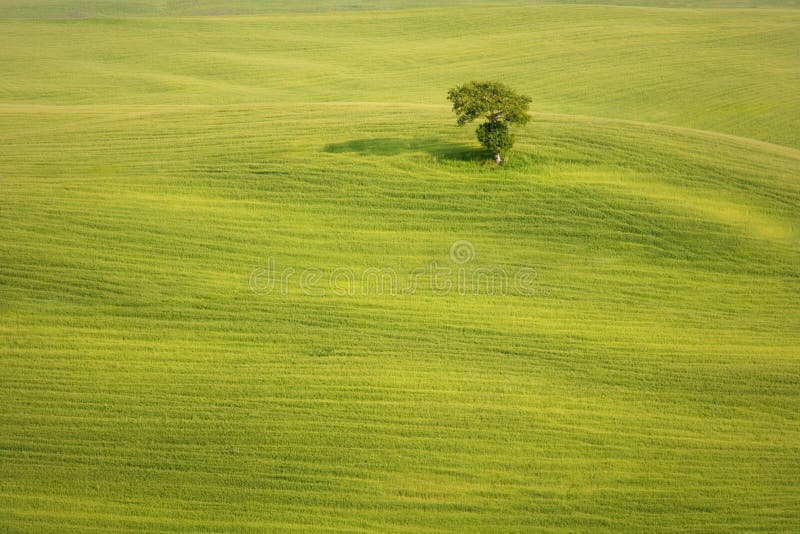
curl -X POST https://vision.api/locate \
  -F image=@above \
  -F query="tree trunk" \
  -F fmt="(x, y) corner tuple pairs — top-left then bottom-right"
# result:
(493, 153), (502, 165)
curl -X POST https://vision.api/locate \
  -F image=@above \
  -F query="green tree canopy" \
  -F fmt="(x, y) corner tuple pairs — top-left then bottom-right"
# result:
(447, 81), (531, 163)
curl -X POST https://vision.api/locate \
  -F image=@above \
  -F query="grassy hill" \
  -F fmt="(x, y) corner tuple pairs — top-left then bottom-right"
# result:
(2, 0), (800, 17)
(1, 2), (799, 531)
(2, 6), (799, 146)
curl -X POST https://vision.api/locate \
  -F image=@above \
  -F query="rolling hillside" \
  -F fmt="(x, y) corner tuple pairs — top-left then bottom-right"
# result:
(1, 2), (799, 531)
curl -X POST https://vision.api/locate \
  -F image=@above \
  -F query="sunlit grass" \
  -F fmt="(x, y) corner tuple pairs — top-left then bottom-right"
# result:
(1, 3), (799, 532)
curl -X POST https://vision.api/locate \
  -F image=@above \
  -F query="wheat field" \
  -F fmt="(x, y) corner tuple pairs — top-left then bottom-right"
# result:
(1, 2), (799, 531)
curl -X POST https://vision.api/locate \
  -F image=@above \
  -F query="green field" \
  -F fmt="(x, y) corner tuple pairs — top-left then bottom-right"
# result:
(1, 1), (799, 531)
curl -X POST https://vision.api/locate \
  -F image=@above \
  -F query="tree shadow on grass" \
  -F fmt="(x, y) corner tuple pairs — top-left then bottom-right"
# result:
(323, 137), (488, 163)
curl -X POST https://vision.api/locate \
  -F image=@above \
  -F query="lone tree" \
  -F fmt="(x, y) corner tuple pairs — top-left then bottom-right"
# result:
(447, 81), (531, 164)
